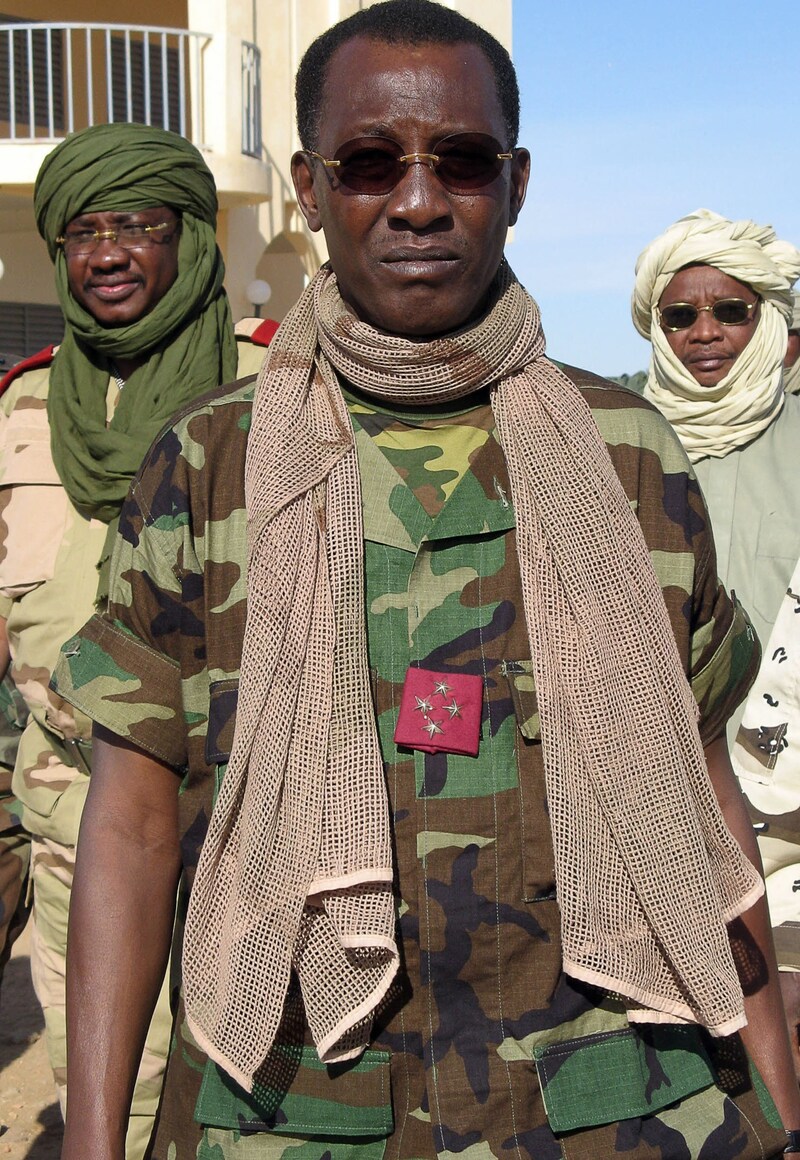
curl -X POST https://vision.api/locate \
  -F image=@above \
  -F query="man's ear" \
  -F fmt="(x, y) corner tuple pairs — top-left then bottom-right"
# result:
(508, 148), (531, 228)
(291, 151), (323, 233)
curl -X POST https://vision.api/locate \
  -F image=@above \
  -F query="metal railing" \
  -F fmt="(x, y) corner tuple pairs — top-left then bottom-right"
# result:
(241, 40), (262, 158)
(0, 22), (211, 147)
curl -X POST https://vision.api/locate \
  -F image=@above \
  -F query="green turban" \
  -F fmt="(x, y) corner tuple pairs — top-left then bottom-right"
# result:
(35, 121), (220, 256)
(33, 123), (238, 594)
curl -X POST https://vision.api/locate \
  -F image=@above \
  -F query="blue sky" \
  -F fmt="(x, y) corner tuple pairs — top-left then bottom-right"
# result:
(509, 1), (800, 376)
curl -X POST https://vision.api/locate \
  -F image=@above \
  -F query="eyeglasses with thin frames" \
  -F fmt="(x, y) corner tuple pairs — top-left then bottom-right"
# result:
(56, 219), (181, 258)
(657, 298), (759, 331)
(303, 133), (515, 196)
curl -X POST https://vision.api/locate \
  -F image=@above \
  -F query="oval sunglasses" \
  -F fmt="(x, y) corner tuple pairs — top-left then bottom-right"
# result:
(657, 298), (759, 331)
(303, 132), (515, 195)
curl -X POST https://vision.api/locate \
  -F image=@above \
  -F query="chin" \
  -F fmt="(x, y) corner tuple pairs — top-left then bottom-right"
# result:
(370, 303), (483, 340)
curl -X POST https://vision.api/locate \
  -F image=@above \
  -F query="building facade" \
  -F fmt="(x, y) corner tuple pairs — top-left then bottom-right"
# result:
(0, 0), (512, 358)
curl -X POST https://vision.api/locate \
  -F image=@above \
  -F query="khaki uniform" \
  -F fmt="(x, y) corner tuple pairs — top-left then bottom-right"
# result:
(0, 329), (269, 1159)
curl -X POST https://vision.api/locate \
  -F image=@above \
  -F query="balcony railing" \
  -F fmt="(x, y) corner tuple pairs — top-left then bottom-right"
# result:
(0, 22), (212, 147)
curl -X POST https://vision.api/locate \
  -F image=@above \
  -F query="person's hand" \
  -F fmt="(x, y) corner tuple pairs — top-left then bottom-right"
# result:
(779, 971), (800, 1084)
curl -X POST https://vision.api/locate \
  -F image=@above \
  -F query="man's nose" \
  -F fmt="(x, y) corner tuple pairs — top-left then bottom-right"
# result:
(386, 159), (452, 227)
(690, 305), (723, 340)
(88, 234), (130, 264)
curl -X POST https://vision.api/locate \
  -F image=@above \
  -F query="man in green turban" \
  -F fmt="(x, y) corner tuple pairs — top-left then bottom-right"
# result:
(0, 121), (273, 1159)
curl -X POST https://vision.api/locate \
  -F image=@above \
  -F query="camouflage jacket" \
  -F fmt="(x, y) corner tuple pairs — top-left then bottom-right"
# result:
(734, 552), (800, 970)
(54, 368), (784, 1160)
(0, 330), (270, 848)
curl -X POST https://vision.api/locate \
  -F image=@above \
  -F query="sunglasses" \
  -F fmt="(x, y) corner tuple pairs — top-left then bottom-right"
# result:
(304, 133), (514, 195)
(657, 298), (759, 331)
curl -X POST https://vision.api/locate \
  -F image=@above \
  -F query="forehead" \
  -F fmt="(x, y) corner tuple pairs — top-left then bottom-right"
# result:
(318, 37), (505, 148)
(660, 264), (757, 304)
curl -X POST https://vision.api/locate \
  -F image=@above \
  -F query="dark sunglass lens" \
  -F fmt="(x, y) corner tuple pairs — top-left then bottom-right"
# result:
(713, 299), (751, 325)
(335, 139), (403, 193)
(660, 304), (697, 330)
(435, 135), (504, 190)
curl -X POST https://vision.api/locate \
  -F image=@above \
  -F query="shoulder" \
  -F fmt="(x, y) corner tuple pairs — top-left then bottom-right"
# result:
(162, 376), (256, 443)
(0, 349), (56, 418)
(779, 392), (800, 425)
(234, 317), (279, 346)
(0, 346), (56, 402)
(129, 379), (254, 521)
(559, 361), (692, 476)
(235, 317), (279, 378)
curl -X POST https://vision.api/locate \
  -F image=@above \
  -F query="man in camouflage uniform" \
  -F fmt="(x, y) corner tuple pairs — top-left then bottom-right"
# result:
(0, 123), (272, 1158)
(54, 3), (800, 1158)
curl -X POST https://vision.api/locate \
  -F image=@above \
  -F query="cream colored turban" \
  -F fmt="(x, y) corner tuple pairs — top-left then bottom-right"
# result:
(632, 209), (800, 460)
(785, 291), (800, 395)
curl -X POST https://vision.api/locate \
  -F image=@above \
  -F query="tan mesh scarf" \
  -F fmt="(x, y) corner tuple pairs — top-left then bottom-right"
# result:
(183, 261), (763, 1091)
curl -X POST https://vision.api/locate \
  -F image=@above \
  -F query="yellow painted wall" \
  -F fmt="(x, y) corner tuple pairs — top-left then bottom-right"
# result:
(0, 1), (187, 26)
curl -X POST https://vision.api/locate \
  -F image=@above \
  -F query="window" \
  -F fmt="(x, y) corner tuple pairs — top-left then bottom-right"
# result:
(0, 17), (64, 133)
(0, 302), (64, 364)
(110, 32), (181, 131)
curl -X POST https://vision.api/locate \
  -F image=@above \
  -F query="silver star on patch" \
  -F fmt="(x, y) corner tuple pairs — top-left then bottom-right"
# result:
(433, 680), (453, 697)
(414, 696), (434, 714)
(423, 718), (444, 738)
(444, 700), (462, 719)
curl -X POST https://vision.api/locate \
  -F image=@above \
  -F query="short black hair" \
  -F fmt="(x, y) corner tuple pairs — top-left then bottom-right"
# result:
(295, 0), (519, 151)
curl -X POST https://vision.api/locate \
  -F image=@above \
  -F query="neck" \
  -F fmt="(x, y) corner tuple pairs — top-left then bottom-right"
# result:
(112, 356), (144, 381)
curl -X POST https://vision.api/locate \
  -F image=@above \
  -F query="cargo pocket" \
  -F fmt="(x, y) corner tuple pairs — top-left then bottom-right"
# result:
(195, 1047), (393, 1139)
(502, 659), (540, 741)
(206, 678), (239, 804)
(534, 1025), (716, 1134)
(0, 406), (69, 595)
(502, 659), (554, 902)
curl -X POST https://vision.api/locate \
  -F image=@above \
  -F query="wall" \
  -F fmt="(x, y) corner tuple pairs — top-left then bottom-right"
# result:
(0, 1), (187, 26)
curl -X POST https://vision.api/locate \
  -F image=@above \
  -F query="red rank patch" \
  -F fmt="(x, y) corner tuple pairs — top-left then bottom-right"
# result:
(394, 667), (483, 756)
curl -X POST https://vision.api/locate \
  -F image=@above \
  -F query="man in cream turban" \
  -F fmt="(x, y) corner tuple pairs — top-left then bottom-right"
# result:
(632, 208), (800, 654)
(633, 208), (800, 1075)
(0, 122), (272, 1157)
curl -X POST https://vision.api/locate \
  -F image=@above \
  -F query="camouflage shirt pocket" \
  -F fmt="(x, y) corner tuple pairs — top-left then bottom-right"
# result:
(533, 1025), (716, 1134)
(195, 1047), (393, 1140)
(533, 1024), (785, 1157)
(502, 660), (555, 903)
(502, 659), (540, 740)
(0, 420), (70, 594)
(206, 678), (238, 805)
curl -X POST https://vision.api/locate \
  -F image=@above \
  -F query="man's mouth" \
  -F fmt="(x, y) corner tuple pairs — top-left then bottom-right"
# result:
(87, 279), (142, 301)
(685, 351), (730, 374)
(381, 248), (459, 276)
